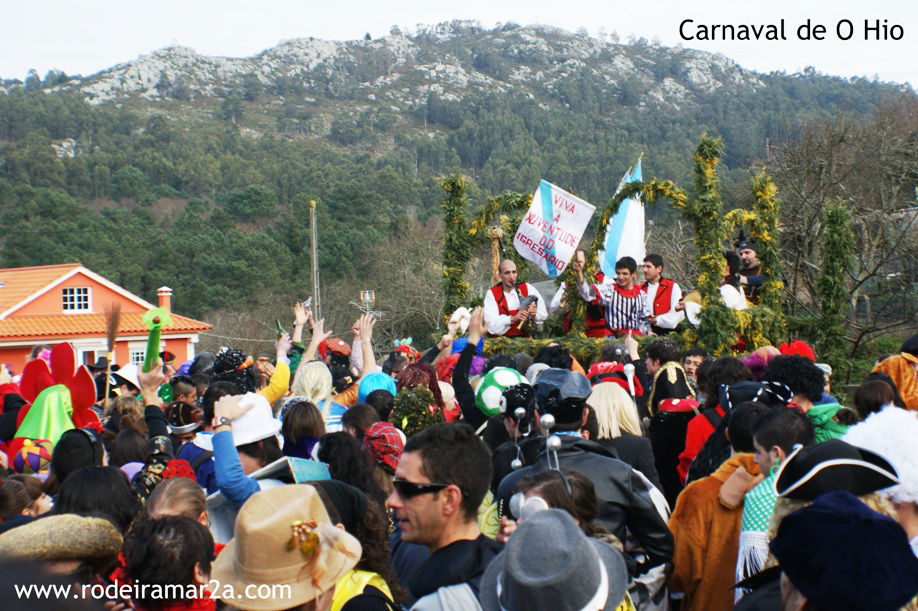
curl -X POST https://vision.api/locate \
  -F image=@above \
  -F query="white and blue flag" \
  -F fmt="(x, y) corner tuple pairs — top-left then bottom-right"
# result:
(597, 159), (645, 276)
(513, 181), (595, 278)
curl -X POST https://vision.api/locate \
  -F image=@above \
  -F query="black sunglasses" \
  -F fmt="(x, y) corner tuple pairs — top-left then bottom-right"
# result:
(392, 477), (451, 499)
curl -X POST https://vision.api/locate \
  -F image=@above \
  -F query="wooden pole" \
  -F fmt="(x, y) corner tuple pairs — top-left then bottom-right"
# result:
(309, 199), (321, 319)
(489, 227), (503, 285)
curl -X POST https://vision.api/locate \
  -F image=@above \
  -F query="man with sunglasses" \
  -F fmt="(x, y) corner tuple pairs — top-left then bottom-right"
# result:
(386, 423), (501, 609)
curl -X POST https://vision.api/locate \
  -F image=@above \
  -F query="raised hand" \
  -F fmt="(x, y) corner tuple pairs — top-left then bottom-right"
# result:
(137, 359), (166, 407)
(352, 318), (361, 339)
(624, 331), (640, 360)
(446, 317), (461, 338)
(357, 313), (377, 342)
(293, 302), (308, 327)
(312, 318), (332, 344)
(214, 394), (255, 421)
(275, 332), (292, 356)
(468, 306), (485, 342)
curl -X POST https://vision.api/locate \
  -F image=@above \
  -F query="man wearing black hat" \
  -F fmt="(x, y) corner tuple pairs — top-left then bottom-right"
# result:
(496, 368), (673, 576)
(737, 240), (764, 303)
(770, 490), (918, 611)
(734, 437), (903, 610)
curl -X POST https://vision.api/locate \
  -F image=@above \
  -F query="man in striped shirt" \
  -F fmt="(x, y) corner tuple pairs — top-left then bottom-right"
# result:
(572, 256), (649, 336)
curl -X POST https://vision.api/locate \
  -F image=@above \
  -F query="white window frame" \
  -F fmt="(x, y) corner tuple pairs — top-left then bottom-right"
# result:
(128, 340), (164, 366)
(128, 341), (147, 366)
(62, 286), (92, 313)
(70, 339), (107, 367)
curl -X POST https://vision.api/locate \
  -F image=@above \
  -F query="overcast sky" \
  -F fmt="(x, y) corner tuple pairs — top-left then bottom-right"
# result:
(1, 0), (915, 87)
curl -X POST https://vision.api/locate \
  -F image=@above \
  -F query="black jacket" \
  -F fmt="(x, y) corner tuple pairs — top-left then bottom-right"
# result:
(496, 436), (673, 573)
(647, 404), (697, 507)
(389, 524), (430, 607)
(409, 534), (503, 600)
(596, 434), (663, 492)
(490, 432), (543, 491)
(0, 390), (27, 442)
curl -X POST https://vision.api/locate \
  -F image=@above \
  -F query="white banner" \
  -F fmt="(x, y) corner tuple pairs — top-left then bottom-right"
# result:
(513, 180), (595, 277)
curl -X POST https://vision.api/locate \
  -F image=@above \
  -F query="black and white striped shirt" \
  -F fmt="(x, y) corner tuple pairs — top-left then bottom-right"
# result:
(578, 279), (648, 334)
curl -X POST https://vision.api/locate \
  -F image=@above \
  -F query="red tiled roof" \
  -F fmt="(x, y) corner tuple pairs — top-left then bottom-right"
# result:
(0, 311), (211, 340)
(0, 263), (82, 314)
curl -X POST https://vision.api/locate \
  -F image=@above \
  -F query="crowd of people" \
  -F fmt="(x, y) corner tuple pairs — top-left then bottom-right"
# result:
(0, 253), (917, 611)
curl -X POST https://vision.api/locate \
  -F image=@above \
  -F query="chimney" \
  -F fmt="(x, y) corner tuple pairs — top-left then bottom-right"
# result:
(157, 286), (173, 312)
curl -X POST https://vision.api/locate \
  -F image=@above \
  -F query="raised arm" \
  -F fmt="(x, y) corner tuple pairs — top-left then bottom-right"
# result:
(572, 258), (599, 302)
(258, 334), (291, 404)
(355, 313), (378, 378)
(453, 307), (486, 429)
(302, 318), (332, 365)
(212, 394), (260, 506)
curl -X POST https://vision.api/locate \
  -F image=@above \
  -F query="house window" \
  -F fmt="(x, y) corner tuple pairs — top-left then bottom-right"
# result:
(62, 287), (90, 312)
(130, 350), (146, 365)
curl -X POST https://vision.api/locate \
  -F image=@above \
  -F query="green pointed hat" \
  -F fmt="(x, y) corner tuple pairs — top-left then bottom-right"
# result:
(14, 384), (75, 446)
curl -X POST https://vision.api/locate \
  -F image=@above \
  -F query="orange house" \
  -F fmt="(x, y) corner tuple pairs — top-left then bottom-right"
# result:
(0, 263), (211, 373)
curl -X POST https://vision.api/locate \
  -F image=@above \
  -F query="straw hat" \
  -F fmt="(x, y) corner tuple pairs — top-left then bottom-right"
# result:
(211, 484), (361, 610)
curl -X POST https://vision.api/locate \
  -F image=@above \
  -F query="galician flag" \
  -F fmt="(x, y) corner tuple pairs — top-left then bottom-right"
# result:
(597, 159), (644, 277)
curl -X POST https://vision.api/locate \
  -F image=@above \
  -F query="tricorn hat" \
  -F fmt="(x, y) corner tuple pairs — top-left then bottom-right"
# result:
(775, 438), (899, 500)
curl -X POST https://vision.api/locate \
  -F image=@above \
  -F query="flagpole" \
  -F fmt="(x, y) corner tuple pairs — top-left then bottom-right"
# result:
(596, 153), (645, 275)
(309, 199), (321, 319)
(614, 152), (643, 193)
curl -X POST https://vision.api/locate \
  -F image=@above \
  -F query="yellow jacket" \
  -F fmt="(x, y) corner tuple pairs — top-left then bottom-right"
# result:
(331, 569), (393, 611)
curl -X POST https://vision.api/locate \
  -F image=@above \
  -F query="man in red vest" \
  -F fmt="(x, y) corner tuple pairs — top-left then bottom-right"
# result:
(483, 259), (547, 337)
(641, 254), (684, 336)
(549, 249), (613, 337)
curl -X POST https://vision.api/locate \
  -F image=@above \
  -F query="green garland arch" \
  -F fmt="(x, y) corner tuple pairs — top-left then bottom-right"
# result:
(441, 136), (787, 355)
(814, 200), (855, 380)
(439, 175), (532, 324)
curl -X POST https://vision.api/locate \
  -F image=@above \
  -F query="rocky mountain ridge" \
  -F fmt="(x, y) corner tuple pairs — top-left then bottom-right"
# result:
(45, 21), (768, 112)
